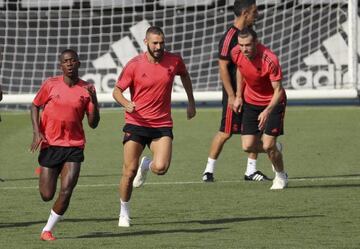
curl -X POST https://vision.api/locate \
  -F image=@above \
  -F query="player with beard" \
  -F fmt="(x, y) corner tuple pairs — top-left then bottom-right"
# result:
(113, 26), (196, 227)
(30, 49), (100, 240)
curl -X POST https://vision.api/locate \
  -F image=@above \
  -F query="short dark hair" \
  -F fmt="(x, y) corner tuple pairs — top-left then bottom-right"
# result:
(59, 49), (78, 61)
(146, 26), (165, 38)
(238, 27), (258, 41)
(233, 0), (256, 17)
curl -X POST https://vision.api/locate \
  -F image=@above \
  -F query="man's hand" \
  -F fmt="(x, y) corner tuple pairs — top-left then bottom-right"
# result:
(30, 131), (47, 153)
(227, 95), (235, 110)
(85, 85), (98, 104)
(258, 109), (270, 131)
(125, 101), (136, 113)
(232, 96), (243, 113)
(187, 101), (196, 120)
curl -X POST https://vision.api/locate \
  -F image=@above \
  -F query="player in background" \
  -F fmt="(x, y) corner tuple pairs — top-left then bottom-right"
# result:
(30, 49), (100, 240)
(202, 0), (270, 182)
(113, 26), (196, 227)
(231, 28), (288, 189)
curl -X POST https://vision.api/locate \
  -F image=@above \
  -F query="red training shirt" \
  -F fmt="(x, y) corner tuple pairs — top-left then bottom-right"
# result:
(33, 76), (95, 148)
(116, 51), (187, 128)
(231, 43), (286, 106)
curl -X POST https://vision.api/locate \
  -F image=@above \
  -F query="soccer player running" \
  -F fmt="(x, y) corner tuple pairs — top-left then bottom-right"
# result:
(202, 0), (270, 182)
(30, 49), (100, 240)
(231, 27), (288, 190)
(113, 26), (196, 227)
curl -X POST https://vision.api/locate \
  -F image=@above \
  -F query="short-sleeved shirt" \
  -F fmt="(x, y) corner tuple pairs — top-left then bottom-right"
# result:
(33, 76), (95, 148)
(231, 43), (286, 106)
(218, 26), (239, 92)
(116, 51), (187, 128)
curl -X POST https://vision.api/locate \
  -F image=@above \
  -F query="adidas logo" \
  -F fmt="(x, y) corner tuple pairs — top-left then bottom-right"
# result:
(291, 15), (360, 90)
(82, 19), (184, 93)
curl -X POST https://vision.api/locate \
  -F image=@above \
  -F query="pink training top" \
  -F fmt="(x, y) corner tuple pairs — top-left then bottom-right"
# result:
(116, 51), (187, 127)
(33, 76), (95, 148)
(231, 43), (286, 106)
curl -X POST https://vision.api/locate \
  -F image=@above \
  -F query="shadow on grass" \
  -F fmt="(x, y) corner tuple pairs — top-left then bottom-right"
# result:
(1, 174), (117, 182)
(140, 214), (324, 226)
(0, 217), (117, 229)
(291, 174), (360, 180)
(73, 227), (227, 239)
(71, 215), (323, 239)
(289, 183), (360, 189)
(0, 214), (323, 229)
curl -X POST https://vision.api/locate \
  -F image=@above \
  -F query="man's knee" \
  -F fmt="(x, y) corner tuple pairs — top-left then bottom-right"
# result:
(217, 132), (231, 142)
(151, 162), (169, 175)
(40, 190), (55, 202)
(122, 163), (138, 181)
(263, 142), (276, 153)
(242, 144), (256, 153)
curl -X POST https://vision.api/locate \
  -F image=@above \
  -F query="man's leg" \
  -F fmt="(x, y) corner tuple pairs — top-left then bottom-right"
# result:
(202, 131), (231, 181)
(262, 135), (287, 190)
(39, 166), (61, 202)
(118, 141), (144, 227)
(40, 162), (81, 240)
(149, 136), (173, 175)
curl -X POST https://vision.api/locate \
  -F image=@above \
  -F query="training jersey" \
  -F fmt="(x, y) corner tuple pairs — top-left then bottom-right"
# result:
(218, 26), (239, 94)
(33, 76), (95, 148)
(116, 51), (187, 128)
(231, 43), (286, 106)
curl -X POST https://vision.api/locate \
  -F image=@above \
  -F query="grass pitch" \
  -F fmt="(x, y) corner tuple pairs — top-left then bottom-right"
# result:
(1, 106), (360, 249)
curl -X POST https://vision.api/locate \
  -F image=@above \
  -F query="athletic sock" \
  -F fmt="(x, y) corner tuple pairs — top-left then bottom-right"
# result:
(245, 158), (257, 176)
(203, 158), (216, 174)
(42, 209), (62, 232)
(275, 171), (287, 179)
(120, 199), (130, 218)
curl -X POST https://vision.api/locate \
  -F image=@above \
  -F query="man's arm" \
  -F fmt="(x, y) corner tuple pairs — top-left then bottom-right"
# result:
(0, 84), (3, 102)
(30, 104), (46, 152)
(257, 80), (283, 130)
(86, 86), (100, 129)
(112, 86), (136, 113)
(219, 59), (235, 108)
(233, 68), (244, 113)
(180, 71), (196, 119)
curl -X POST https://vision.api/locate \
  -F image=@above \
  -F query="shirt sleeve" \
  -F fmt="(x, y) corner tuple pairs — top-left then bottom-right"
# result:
(33, 79), (51, 107)
(116, 62), (134, 91)
(218, 28), (238, 61)
(268, 55), (283, 82)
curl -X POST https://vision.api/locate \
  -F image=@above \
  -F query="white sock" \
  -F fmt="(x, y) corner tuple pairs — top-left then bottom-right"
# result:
(275, 171), (287, 179)
(42, 209), (62, 232)
(120, 199), (130, 218)
(203, 158), (216, 174)
(245, 158), (257, 176)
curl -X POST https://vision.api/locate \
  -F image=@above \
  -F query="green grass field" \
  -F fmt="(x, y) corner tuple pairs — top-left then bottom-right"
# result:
(1, 107), (360, 249)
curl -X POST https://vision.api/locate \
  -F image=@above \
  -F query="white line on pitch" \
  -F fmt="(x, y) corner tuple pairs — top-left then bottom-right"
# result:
(0, 176), (359, 190)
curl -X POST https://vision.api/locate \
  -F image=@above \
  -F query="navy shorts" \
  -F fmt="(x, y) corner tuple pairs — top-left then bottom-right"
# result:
(123, 124), (173, 147)
(38, 146), (84, 168)
(241, 102), (286, 137)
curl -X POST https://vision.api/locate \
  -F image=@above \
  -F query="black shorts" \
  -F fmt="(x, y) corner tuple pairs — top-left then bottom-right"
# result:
(123, 124), (173, 147)
(38, 146), (84, 168)
(241, 102), (286, 136)
(219, 105), (242, 134)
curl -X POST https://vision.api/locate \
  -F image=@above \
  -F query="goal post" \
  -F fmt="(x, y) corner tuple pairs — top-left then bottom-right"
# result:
(0, 0), (359, 106)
